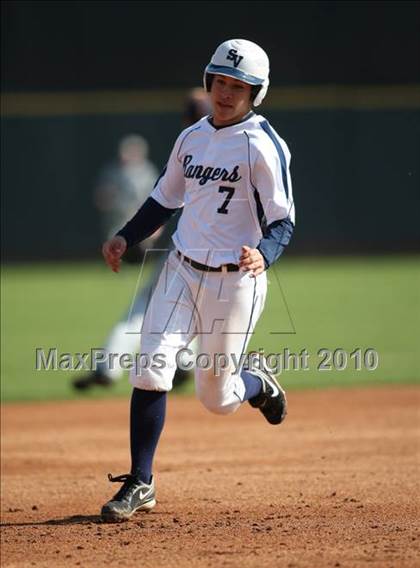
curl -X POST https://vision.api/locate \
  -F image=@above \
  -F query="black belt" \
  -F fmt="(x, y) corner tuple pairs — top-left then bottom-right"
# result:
(177, 250), (239, 272)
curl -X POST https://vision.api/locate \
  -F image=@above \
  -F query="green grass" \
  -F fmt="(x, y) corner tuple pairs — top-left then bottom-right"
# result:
(1, 256), (419, 402)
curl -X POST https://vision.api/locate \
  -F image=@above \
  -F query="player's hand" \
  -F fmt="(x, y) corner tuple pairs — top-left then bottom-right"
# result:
(239, 246), (265, 277)
(102, 236), (127, 273)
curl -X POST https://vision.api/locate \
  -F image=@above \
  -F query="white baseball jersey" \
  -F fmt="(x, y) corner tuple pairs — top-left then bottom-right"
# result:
(151, 113), (295, 267)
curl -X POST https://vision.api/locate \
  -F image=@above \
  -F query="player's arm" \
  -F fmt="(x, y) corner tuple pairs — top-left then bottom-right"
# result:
(243, 132), (295, 273)
(239, 215), (294, 275)
(103, 134), (186, 272)
(117, 197), (179, 248)
(257, 217), (294, 269)
(102, 198), (180, 272)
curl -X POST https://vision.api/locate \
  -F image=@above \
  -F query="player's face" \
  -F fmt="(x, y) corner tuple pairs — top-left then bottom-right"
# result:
(210, 74), (252, 126)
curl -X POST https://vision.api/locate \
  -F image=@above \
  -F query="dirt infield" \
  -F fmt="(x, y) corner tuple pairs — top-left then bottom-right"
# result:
(1, 386), (419, 567)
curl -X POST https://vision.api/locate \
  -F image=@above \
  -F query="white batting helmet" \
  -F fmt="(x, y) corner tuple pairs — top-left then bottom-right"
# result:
(203, 39), (270, 107)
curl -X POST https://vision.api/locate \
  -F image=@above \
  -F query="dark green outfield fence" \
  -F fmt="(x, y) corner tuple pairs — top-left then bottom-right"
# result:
(2, 1), (420, 259)
(2, 100), (420, 259)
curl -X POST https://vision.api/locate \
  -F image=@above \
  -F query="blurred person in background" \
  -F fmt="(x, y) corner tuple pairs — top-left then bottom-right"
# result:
(183, 86), (211, 127)
(94, 134), (160, 264)
(72, 88), (211, 391)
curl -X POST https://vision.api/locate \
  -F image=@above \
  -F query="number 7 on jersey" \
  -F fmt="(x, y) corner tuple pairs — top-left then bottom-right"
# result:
(217, 186), (235, 215)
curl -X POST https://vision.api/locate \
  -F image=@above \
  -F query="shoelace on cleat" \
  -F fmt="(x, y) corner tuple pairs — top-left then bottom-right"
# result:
(108, 473), (133, 483)
(107, 473), (141, 501)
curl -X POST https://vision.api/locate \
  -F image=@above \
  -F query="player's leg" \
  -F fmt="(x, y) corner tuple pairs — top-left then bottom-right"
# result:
(193, 269), (286, 423)
(193, 269), (266, 414)
(101, 252), (197, 521)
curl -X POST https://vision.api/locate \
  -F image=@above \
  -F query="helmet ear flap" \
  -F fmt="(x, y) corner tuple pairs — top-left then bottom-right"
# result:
(253, 78), (269, 106)
(250, 85), (261, 104)
(204, 73), (214, 93)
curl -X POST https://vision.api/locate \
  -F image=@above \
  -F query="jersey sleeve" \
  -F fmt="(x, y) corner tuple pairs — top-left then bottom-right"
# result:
(250, 127), (295, 267)
(150, 132), (187, 209)
(251, 134), (295, 226)
(116, 197), (179, 248)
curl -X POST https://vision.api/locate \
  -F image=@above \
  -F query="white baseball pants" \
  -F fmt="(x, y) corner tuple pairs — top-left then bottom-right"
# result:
(130, 250), (267, 415)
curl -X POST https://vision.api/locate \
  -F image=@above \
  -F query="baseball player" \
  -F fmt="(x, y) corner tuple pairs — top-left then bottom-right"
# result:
(100, 39), (295, 522)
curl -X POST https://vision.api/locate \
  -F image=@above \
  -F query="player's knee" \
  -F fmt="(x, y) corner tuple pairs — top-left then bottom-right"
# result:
(198, 394), (236, 415)
(200, 396), (234, 415)
(195, 369), (240, 415)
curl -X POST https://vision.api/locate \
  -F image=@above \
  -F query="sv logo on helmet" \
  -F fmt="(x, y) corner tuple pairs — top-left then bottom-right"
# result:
(226, 49), (243, 68)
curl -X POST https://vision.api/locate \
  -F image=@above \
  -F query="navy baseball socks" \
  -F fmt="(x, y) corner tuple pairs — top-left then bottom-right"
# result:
(242, 356), (288, 425)
(101, 388), (166, 522)
(129, 388), (167, 484)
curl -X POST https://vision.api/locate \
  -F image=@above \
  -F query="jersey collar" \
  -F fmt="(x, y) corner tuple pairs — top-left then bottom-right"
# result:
(206, 111), (255, 131)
